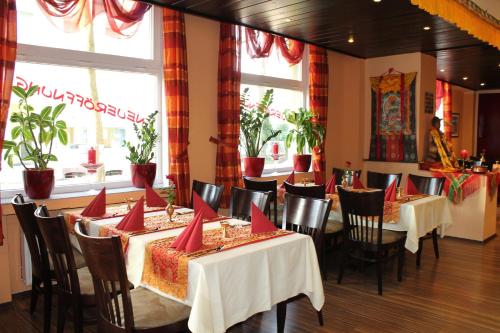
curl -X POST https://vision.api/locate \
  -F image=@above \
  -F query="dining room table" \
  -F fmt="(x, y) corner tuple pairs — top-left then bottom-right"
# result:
(65, 205), (325, 333)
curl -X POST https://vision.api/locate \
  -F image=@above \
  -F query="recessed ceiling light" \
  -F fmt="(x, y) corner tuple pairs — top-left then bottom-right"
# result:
(462, 76), (468, 80)
(285, 18), (291, 22)
(348, 35), (354, 44)
(373, 0), (382, 2)
(480, 82), (485, 86)
(440, 69), (445, 72)
(423, 26), (431, 31)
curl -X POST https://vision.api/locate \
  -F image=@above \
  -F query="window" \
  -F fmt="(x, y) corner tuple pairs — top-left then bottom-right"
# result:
(0, 3), (165, 195)
(435, 99), (445, 132)
(240, 30), (308, 174)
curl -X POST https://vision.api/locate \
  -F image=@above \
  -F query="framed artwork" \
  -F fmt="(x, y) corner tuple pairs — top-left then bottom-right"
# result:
(424, 92), (434, 114)
(451, 113), (460, 137)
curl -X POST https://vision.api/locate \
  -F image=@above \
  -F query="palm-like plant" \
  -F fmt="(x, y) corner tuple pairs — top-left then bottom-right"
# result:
(2, 85), (68, 169)
(123, 111), (159, 164)
(240, 88), (281, 157)
(284, 107), (325, 154)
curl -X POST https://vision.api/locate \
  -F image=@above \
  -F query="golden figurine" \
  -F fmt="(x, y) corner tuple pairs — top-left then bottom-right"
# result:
(166, 203), (175, 222)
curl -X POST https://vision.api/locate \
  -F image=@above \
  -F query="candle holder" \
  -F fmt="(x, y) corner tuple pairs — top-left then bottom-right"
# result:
(166, 203), (175, 222)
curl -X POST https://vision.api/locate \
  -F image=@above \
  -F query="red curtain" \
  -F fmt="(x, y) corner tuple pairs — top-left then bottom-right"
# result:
(0, 0), (17, 246)
(36, 0), (150, 36)
(435, 80), (443, 111)
(309, 45), (328, 176)
(163, 8), (190, 207)
(216, 23), (243, 207)
(245, 27), (274, 58)
(275, 37), (305, 65)
(442, 82), (453, 141)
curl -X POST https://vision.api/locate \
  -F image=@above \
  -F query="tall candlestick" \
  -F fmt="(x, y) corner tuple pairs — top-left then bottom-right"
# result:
(88, 147), (96, 164)
(272, 142), (279, 155)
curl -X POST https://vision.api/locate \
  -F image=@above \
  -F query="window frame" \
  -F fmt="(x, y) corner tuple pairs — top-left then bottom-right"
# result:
(240, 44), (309, 175)
(0, 7), (167, 198)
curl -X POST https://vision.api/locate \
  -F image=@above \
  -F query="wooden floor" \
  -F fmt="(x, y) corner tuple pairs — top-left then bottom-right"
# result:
(2, 220), (500, 332)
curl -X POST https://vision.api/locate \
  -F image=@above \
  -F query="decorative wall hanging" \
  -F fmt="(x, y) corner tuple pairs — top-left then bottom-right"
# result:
(369, 69), (417, 162)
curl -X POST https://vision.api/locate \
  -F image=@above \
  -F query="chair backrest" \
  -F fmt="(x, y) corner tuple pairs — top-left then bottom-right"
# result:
(11, 194), (50, 281)
(74, 222), (134, 332)
(229, 187), (271, 221)
(35, 206), (81, 298)
(338, 187), (385, 249)
(282, 193), (332, 252)
(408, 174), (445, 196)
(243, 177), (277, 202)
(332, 168), (362, 185)
(367, 171), (402, 189)
(191, 180), (224, 212)
(283, 182), (325, 199)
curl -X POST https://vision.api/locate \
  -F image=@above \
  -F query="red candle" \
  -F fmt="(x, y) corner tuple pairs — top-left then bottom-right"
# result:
(88, 147), (96, 164)
(272, 142), (279, 155)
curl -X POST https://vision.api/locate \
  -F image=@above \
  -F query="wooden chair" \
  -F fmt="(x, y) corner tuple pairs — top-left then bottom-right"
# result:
(408, 174), (445, 267)
(278, 193), (332, 330)
(35, 206), (95, 333)
(74, 222), (190, 333)
(229, 187), (271, 221)
(283, 182), (325, 199)
(11, 194), (53, 333)
(337, 188), (406, 295)
(243, 177), (278, 225)
(332, 167), (362, 185)
(367, 171), (403, 190)
(191, 180), (224, 212)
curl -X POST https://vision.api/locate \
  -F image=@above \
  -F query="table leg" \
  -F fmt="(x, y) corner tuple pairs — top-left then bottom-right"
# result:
(277, 301), (287, 333)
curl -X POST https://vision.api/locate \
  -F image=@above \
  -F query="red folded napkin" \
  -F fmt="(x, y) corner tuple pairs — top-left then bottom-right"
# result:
(384, 179), (397, 202)
(170, 209), (203, 252)
(405, 178), (420, 195)
(193, 191), (218, 219)
(314, 171), (323, 185)
(145, 184), (167, 207)
(251, 203), (277, 234)
(280, 171), (295, 188)
(325, 175), (337, 194)
(352, 175), (365, 189)
(81, 188), (106, 217)
(115, 197), (145, 231)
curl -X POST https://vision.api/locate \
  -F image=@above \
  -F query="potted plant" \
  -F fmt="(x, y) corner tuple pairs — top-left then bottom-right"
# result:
(2, 85), (68, 199)
(240, 87), (281, 177)
(284, 108), (325, 172)
(123, 111), (159, 188)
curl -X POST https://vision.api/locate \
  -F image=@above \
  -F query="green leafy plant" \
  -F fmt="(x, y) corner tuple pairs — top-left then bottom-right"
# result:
(284, 107), (325, 155)
(3, 85), (68, 170)
(161, 184), (176, 204)
(240, 87), (281, 157)
(123, 111), (159, 164)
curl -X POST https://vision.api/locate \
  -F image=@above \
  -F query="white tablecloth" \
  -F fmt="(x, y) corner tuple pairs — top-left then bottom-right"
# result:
(79, 213), (324, 333)
(329, 195), (453, 253)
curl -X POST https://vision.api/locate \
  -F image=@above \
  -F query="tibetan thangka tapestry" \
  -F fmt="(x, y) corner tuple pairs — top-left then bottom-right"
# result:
(369, 72), (417, 162)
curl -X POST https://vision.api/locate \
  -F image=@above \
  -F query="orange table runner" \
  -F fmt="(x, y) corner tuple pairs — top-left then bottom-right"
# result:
(142, 226), (293, 300)
(64, 203), (167, 233)
(327, 193), (429, 223)
(99, 213), (228, 252)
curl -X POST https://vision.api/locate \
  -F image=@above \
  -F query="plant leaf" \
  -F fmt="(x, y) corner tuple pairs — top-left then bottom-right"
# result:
(57, 130), (68, 145)
(12, 86), (27, 99)
(52, 103), (66, 119)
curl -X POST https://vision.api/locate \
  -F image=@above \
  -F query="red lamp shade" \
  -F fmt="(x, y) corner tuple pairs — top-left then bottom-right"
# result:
(460, 149), (470, 160)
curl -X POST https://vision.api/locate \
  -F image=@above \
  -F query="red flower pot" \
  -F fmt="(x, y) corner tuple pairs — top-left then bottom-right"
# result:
(131, 163), (156, 188)
(293, 154), (312, 172)
(23, 169), (55, 199)
(243, 157), (265, 177)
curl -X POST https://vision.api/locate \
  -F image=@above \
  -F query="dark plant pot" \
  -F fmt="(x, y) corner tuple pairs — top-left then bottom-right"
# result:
(23, 168), (55, 199)
(293, 154), (312, 172)
(243, 157), (265, 177)
(131, 163), (156, 188)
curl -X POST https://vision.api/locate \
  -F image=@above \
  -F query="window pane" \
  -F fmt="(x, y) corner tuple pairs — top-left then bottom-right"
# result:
(0, 62), (159, 190)
(17, 1), (153, 59)
(241, 84), (304, 171)
(241, 30), (302, 81)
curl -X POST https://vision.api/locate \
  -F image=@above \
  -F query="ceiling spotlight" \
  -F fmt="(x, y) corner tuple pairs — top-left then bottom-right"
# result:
(462, 76), (468, 80)
(348, 35), (355, 44)
(285, 18), (292, 22)
(373, 0), (382, 2)
(423, 26), (431, 31)
(440, 69), (445, 72)
(480, 82), (485, 86)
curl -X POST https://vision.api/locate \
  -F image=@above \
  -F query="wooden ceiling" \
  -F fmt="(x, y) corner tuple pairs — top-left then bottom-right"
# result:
(143, 0), (500, 90)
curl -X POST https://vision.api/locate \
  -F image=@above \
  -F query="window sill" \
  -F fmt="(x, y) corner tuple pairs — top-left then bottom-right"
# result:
(0, 186), (166, 216)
